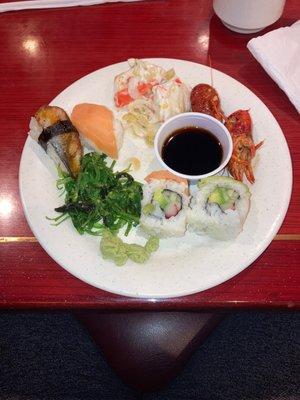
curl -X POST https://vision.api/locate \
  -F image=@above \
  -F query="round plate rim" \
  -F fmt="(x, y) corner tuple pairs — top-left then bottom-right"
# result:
(19, 58), (293, 299)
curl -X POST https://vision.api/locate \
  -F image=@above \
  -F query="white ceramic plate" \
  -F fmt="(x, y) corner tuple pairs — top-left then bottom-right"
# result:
(19, 58), (292, 298)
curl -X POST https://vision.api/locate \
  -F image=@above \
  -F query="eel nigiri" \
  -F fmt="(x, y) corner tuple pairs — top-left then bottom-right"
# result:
(30, 105), (83, 178)
(71, 103), (123, 160)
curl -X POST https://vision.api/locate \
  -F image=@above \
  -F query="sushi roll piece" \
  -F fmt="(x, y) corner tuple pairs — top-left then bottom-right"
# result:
(71, 103), (123, 159)
(29, 105), (83, 178)
(188, 176), (250, 240)
(140, 170), (190, 238)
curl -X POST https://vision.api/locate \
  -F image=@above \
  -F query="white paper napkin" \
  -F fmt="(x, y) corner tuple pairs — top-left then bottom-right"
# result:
(0, 0), (142, 13)
(247, 20), (300, 113)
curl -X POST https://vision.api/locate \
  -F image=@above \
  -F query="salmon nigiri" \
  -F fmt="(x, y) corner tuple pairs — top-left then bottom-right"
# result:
(71, 103), (123, 159)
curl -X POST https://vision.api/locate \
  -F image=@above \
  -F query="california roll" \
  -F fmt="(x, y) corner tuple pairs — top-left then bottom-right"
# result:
(188, 176), (250, 240)
(140, 170), (190, 237)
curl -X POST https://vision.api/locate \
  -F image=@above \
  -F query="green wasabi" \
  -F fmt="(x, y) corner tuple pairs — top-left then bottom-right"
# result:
(100, 231), (128, 266)
(145, 236), (159, 253)
(126, 244), (150, 264)
(100, 231), (159, 266)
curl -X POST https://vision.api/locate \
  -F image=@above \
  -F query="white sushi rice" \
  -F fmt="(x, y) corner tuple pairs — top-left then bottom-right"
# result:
(140, 179), (190, 238)
(187, 176), (251, 241)
(28, 116), (67, 171)
(114, 118), (124, 152)
(29, 117), (43, 141)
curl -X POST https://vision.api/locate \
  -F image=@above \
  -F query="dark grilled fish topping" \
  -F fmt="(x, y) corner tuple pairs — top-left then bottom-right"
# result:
(38, 120), (77, 151)
(34, 105), (83, 178)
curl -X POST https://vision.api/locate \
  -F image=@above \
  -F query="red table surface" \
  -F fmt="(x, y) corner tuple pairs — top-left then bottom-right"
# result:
(0, 0), (299, 309)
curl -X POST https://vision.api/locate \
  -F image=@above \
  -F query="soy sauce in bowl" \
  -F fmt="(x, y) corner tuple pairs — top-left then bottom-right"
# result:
(162, 126), (223, 176)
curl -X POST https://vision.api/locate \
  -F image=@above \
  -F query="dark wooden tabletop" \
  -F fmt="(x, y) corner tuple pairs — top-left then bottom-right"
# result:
(0, 0), (299, 310)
